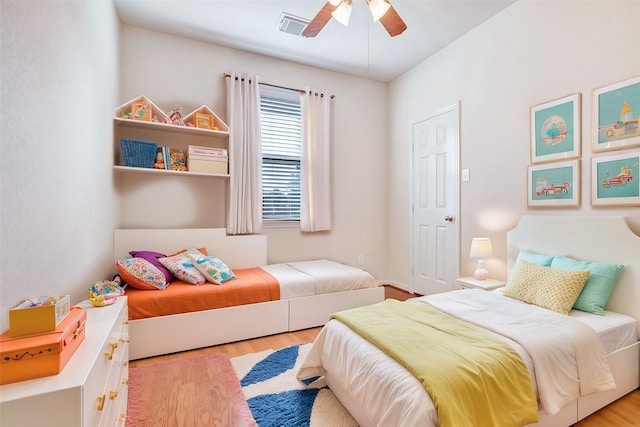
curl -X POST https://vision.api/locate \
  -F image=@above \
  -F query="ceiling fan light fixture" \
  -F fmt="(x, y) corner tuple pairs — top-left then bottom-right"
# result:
(368, 0), (391, 22)
(331, 0), (353, 26)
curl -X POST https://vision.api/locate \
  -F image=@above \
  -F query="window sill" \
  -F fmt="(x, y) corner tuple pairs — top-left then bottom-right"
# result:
(262, 220), (299, 229)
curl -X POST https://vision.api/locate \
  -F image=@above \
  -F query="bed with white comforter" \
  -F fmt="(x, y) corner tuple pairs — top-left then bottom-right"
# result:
(297, 215), (640, 426)
(298, 289), (637, 426)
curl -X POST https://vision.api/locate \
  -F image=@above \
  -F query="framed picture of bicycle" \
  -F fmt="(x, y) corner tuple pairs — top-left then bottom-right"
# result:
(527, 160), (580, 207)
(530, 93), (581, 163)
(592, 75), (640, 152)
(591, 151), (640, 206)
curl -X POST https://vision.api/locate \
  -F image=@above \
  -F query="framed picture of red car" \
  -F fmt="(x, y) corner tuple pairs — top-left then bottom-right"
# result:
(591, 151), (640, 206)
(528, 160), (580, 207)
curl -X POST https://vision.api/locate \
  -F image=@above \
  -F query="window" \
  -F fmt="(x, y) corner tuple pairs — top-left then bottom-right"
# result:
(259, 85), (302, 222)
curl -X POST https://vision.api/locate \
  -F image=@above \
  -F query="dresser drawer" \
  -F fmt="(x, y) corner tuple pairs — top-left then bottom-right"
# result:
(1, 297), (128, 427)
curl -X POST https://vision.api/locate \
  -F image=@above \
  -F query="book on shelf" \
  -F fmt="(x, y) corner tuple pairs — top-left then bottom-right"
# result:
(187, 145), (228, 158)
(168, 148), (187, 171)
(162, 146), (170, 170)
(154, 147), (166, 169)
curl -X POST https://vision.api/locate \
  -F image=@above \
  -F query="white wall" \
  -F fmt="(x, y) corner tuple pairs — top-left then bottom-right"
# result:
(388, 0), (640, 291)
(0, 1), (121, 331)
(118, 26), (389, 277)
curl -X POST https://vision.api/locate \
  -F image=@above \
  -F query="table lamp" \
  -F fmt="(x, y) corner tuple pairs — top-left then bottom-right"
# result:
(470, 237), (493, 280)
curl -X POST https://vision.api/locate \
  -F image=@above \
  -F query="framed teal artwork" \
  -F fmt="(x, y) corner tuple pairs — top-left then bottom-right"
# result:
(593, 75), (640, 152)
(530, 93), (581, 163)
(591, 151), (640, 206)
(528, 160), (580, 207)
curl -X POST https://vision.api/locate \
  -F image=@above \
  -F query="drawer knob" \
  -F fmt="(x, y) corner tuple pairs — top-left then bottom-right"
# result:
(109, 390), (118, 400)
(97, 395), (106, 411)
(104, 341), (118, 360)
(122, 377), (129, 385)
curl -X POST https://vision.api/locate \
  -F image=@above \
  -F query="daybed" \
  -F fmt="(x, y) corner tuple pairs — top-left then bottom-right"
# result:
(298, 215), (640, 427)
(113, 228), (384, 360)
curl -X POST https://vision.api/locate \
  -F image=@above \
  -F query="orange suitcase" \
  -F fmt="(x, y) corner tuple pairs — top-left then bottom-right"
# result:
(0, 306), (86, 385)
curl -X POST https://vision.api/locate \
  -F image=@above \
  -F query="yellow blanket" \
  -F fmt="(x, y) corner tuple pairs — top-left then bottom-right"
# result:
(331, 299), (539, 427)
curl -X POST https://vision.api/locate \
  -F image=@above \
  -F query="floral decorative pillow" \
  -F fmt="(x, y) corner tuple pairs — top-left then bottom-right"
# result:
(189, 254), (237, 285)
(116, 258), (168, 290)
(159, 249), (207, 285)
(129, 250), (175, 283)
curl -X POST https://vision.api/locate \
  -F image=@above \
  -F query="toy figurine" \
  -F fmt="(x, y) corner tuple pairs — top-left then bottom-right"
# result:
(168, 105), (185, 126)
(154, 150), (165, 169)
(89, 275), (125, 307)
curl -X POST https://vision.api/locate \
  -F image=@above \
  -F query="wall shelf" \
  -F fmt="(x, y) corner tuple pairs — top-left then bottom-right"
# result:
(114, 117), (229, 137)
(113, 165), (229, 178)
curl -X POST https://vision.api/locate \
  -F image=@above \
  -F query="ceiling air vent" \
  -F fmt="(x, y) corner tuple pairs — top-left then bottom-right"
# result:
(276, 13), (310, 37)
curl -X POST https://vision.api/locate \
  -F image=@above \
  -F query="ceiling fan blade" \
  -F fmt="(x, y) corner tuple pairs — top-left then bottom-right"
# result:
(379, 4), (407, 37)
(302, 2), (339, 38)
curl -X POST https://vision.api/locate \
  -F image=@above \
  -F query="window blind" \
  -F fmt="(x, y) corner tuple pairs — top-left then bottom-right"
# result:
(260, 86), (302, 221)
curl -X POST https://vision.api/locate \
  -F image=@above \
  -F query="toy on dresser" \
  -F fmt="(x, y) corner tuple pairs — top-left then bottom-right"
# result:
(89, 275), (125, 307)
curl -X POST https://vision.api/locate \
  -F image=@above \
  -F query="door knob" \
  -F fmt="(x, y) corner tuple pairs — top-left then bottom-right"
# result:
(444, 215), (454, 222)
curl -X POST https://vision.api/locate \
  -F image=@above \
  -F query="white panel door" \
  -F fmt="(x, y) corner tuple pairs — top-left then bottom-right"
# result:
(410, 104), (460, 295)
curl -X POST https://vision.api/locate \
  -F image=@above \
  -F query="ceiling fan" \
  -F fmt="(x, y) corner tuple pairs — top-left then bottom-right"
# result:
(302, 0), (407, 38)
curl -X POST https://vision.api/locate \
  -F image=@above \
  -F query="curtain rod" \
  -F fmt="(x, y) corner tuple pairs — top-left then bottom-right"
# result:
(223, 73), (335, 99)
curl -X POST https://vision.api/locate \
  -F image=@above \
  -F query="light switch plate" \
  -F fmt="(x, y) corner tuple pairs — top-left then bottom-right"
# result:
(462, 169), (470, 182)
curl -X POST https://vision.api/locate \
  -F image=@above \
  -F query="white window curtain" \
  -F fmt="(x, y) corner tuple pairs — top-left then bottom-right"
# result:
(226, 72), (262, 235)
(300, 88), (332, 232)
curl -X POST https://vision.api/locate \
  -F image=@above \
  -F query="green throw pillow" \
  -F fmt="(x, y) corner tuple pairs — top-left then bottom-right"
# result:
(550, 256), (624, 315)
(516, 250), (555, 267)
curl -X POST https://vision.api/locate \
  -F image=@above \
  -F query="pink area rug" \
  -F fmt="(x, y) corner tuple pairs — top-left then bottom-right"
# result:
(126, 353), (256, 427)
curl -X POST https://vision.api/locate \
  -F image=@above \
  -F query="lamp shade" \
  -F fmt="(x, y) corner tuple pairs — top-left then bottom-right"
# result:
(470, 238), (492, 280)
(470, 237), (493, 258)
(331, 0), (353, 26)
(368, 0), (391, 22)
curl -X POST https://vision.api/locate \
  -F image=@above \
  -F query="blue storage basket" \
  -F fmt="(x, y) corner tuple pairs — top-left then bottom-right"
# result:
(120, 139), (158, 168)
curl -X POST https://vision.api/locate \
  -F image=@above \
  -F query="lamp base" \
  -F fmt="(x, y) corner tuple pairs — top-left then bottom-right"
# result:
(474, 259), (489, 280)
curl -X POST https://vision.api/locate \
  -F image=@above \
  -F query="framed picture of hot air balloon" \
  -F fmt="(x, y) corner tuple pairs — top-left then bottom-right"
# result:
(591, 152), (640, 206)
(530, 93), (581, 164)
(592, 75), (640, 153)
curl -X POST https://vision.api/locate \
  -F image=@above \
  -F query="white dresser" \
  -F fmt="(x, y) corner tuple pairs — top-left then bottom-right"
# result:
(0, 297), (129, 427)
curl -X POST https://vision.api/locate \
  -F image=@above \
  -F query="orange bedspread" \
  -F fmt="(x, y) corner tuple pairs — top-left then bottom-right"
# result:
(126, 267), (281, 320)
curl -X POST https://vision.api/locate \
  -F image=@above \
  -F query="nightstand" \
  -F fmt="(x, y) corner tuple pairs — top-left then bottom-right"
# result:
(456, 276), (505, 291)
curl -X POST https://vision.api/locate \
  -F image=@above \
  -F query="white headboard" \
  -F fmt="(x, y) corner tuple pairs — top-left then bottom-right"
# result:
(507, 216), (640, 322)
(113, 228), (267, 270)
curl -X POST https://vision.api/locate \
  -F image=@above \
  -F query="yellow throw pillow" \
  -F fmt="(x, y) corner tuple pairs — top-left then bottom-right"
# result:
(504, 260), (590, 315)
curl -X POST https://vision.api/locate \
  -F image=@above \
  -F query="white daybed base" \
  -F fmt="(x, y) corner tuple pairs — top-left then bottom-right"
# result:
(113, 228), (384, 360)
(325, 215), (640, 427)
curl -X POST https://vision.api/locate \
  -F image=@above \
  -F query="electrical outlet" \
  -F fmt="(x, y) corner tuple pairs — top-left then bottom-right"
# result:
(357, 255), (365, 266)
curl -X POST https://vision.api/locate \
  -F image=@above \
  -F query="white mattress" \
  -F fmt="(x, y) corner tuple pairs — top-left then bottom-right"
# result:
(261, 259), (377, 300)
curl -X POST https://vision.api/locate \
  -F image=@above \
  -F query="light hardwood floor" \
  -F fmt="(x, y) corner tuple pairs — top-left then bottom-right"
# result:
(130, 286), (640, 426)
